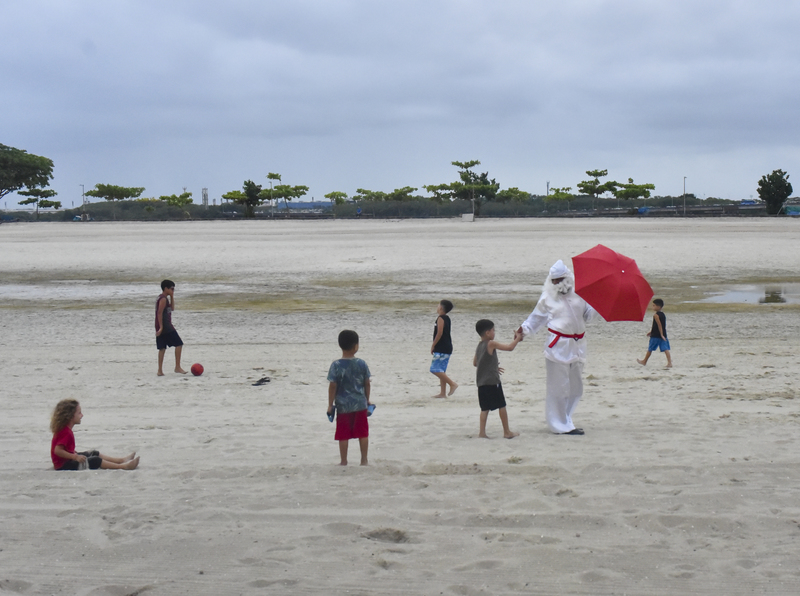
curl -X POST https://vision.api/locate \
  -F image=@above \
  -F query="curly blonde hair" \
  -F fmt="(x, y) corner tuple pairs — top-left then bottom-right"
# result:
(51, 399), (79, 433)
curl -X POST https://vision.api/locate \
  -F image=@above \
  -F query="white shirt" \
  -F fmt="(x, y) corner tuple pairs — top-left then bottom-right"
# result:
(521, 290), (596, 364)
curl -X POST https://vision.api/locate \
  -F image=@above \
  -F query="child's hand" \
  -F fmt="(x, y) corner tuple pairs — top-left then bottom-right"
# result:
(498, 367), (505, 375)
(75, 454), (87, 463)
(646, 332), (651, 337)
(516, 326), (524, 339)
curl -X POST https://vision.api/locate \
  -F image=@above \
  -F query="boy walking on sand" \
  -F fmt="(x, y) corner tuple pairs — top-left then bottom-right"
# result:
(473, 319), (521, 439)
(155, 279), (187, 376)
(638, 298), (672, 367)
(431, 299), (458, 397)
(327, 330), (372, 465)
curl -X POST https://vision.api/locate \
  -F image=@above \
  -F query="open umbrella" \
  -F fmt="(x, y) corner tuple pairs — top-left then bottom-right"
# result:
(571, 244), (653, 321)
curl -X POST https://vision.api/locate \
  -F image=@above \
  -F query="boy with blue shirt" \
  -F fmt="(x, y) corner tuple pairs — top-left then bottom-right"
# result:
(327, 330), (372, 466)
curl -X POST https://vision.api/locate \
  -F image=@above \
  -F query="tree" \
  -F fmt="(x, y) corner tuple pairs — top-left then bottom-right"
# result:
(222, 180), (262, 217)
(324, 191), (348, 206)
(546, 187), (575, 211)
(576, 169), (617, 209)
(386, 186), (418, 201)
(18, 188), (60, 219)
(353, 188), (388, 202)
(265, 172), (281, 213)
(495, 187), (530, 203)
(426, 160), (498, 216)
(273, 183), (309, 211)
(159, 191), (193, 208)
(0, 144), (54, 199)
(85, 183), (145, 202)
(613, 178), (655, 203)
(757, 169), (793, 215)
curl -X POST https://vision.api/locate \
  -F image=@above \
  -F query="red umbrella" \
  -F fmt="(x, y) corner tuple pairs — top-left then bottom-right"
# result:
(571, 244), (653, 321)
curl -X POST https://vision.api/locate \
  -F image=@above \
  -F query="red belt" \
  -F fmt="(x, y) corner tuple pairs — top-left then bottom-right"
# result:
(547, 328), (585, 348)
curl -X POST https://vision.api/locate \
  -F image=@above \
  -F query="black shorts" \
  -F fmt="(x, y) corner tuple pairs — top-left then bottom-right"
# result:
(57, 451), (102, 471)
(156, 329), (183, 350)
(478, 383), (506, 412)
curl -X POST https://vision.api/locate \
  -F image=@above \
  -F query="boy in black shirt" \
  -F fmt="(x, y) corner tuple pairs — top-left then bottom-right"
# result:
(637, 298), (672, 368)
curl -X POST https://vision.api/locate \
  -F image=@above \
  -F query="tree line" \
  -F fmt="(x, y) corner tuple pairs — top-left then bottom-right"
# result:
(2, 142), (795, 217)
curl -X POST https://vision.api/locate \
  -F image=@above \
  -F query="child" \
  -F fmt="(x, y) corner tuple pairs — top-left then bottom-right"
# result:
(473, 319), (521, 439)
(156, 279), (187, 376)
(50, 399), (139, 470)
(430, 299), (458, 398)
(327, 330), (372, 466)
(637, 298), (672, 368)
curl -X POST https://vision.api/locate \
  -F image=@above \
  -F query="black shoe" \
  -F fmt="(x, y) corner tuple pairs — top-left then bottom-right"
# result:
(564, 428), (584, 435)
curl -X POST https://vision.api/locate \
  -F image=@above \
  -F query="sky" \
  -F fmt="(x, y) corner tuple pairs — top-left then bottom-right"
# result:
(3, 0), (800, 209)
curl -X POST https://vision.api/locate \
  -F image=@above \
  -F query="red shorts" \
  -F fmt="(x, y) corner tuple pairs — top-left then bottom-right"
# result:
(335, 409), (369, 441)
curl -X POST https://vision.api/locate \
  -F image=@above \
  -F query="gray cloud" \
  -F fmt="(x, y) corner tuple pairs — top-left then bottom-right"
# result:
(2, 0), (799, 206)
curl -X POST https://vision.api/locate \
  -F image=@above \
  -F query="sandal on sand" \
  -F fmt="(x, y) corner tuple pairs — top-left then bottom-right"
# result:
(252, 376), (271, 386)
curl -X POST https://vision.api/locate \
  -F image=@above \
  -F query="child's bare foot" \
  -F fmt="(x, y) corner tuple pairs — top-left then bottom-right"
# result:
(175, 367), (188, 374)
(636, 359), (646, 366)
(157, 371), (164, 376)
(448, 383), (458, 396)
(666, 363), (673, 368)
(478, 433), (489, 439)
(339, 461), (347, 466)
(123, 456), (140, 470)
(124, 452), (136, 462)
(431, 393), (447, 398)
(360, 459), (368, 466)
(504, 431), (520, 439)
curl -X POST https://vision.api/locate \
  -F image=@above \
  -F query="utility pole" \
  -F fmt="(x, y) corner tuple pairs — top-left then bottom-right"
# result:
(682, 177), (687, 216)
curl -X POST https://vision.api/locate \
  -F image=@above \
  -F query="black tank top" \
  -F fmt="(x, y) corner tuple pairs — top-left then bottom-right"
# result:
(432, 315), (452, 354)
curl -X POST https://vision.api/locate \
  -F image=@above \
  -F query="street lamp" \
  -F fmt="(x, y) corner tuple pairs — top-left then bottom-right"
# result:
(682, 177), (686, 216)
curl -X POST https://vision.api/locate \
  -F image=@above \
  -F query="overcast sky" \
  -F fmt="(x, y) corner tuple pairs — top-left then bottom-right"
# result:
(3, 0), (799, 208)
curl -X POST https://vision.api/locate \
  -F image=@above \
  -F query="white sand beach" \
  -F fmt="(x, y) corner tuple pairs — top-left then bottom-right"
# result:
(1, 218), (800, 595)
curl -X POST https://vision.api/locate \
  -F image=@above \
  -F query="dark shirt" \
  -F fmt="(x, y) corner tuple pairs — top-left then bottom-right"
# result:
(650, 311), (667, 339)
(432, 315), (452, 354)
(155, 294), (174, 333)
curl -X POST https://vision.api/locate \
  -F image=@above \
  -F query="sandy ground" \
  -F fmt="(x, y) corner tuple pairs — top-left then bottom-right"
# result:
(1, 218), (800, 596)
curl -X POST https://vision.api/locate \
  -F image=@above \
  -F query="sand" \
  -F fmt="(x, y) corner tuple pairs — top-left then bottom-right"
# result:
(1, 218), (799, 595)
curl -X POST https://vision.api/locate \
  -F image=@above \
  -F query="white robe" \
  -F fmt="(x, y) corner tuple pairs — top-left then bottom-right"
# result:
(522, 289), (596, 433)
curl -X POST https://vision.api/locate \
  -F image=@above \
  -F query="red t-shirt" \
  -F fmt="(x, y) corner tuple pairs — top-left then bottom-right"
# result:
(51, 426), (75, 469)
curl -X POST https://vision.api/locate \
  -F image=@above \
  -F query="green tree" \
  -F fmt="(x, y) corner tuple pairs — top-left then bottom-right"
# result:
(159, 191), (193, 208)
(576, 169), (617, 209)
(18, 188), (60, 219)
(353, 188), (388, 202)
(495, 187), (530, 203)
(613, 178), (655, 203)
(265, 172), (281, 213)
(387, 186), (418, 201)
(85, 183), (145, 202)
(324, 191), (348, 206)
(273, 183), (309, 211)
(0, 144), (54, 199)
(222, 180), (262, 217)
(426, 160), (498, 216)
(757, 169), (793, 215)
(546, 187), (575, 211)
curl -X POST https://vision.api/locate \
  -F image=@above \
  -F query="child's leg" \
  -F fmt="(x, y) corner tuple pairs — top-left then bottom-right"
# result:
(637, 351), (652, 366)
(432, 372), (457, 397)
(358, 437), (369, 466)
(479, 410), (489, 438)
(664, 349), (672, 367)
(174, 346), (187, 374)
(100, 456), (139, 470)
(157, 349), (166, 376)
(498, 407), (519, 439)
(338, 440), (348, 466)
(98, 452), (136, 464)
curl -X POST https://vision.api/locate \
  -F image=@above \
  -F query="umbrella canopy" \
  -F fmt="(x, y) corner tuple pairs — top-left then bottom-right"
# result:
(571, 244), (653, 321)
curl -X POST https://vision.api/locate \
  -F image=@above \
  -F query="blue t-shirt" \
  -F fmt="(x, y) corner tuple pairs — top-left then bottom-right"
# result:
(327, 358), (371, 413)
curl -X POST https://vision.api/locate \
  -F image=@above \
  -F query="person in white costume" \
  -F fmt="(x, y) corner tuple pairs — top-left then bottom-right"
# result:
(518, 260), (596, 435)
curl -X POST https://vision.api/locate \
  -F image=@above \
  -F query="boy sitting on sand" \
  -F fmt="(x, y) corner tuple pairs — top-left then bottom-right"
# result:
(473, 319), (521, 439)
(50, 399), (139, 470)
(327, 330), (373, 466)
(637, 298), (672, 368)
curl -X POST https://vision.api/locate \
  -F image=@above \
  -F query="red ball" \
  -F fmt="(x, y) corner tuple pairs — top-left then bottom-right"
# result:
(191, 363), (204, 376)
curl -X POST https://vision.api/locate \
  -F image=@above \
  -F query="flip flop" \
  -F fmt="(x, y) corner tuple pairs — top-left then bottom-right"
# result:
(327, 406), (336, 422)
(367, 404), (376, 417)
(252, 376), (271, 386)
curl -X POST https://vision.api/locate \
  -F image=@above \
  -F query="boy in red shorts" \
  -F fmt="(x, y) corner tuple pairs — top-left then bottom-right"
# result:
(327, 330), (372, 466)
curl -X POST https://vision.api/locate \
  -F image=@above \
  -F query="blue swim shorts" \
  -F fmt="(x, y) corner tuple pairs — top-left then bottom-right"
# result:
(648, 337), (671, 352)
(430, 352), (451, 373)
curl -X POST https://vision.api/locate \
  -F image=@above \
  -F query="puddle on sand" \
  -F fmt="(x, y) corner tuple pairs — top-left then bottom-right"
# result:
(697, 284), (800, 305)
